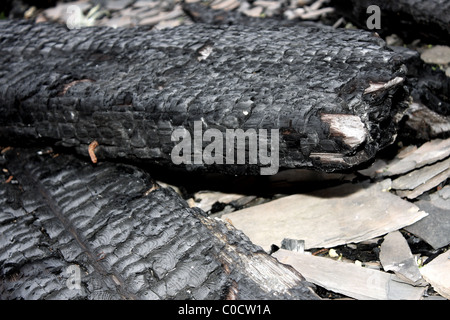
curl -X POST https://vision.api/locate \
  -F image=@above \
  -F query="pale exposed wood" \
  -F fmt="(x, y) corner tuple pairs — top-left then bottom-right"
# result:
(363, 77), (404, 94)
(309, 153), (345, 165)
(273, 249), (427, 300)
(222, 180), (428, 251)
(320, 114), (368, 149)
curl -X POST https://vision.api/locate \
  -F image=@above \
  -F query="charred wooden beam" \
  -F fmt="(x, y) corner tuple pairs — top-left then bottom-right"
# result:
(0, 147), (317, 300)
(331, 0), (450, 44)
(0, 20), (410, 174)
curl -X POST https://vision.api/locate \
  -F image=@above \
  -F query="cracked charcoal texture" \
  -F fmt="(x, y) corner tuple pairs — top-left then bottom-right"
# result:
(184, 4), (450, 117)
(331, 0), (450, 44)
(0, 148), (317, 300)
(0, 20), (408, 174)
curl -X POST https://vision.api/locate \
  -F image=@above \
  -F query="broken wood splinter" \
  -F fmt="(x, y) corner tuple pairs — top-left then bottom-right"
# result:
(364, 77), (404, 94)
(143, 184), (160, 196)
(4, 175), (13, 184)
(88, 140), (99, 164)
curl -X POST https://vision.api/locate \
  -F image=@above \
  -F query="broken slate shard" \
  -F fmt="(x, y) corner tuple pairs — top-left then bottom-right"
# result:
(379, 139), (450, 177)
(379, 231), (424, 285)
(420, 251), (450, 300)
(404, 186), (450, 250)
(0, 19), (409, 173)
(221, 180), (427, 251)
(392, 157), (450, 199)
(273, 249), (427, 300)
(0, 148), (317, 300)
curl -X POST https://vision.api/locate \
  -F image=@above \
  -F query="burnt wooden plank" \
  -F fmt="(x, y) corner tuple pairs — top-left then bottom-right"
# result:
(0, 147), (317, 300)
(0, 19), (410, 174)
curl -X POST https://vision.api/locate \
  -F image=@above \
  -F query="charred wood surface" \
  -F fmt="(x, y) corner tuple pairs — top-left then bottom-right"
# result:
(0, 20), (409, 174)
(331, 0), (450, 44)
(0, 148), (317, 300)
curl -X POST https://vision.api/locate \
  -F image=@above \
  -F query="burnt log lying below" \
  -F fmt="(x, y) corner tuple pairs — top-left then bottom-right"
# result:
(0, 19), (412, 174)
(0, 148), (317, 300)
(331, 0), (450, 44)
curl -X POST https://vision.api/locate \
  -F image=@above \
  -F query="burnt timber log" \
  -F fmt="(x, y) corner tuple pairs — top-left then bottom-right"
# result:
(331, 0), (450, 44)
(0, 20), (410, 174)
(0, 148), (317, 300)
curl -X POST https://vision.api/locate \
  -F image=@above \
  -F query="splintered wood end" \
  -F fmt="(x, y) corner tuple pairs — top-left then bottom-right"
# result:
(88, 140), (99, 164)
(143, 184), (159, 196)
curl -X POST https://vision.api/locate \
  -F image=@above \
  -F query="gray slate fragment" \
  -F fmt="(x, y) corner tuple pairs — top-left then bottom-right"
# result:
(274, 249), (427, 300)
(392, 158), (450, 191)
(380, 139), (450, 177)
(379, 231), (424, 285)
(420, 251), (450, 299)
(395, 167), (450, 199)
(222, 180), (427, 251)
(405, 186), (450, 250)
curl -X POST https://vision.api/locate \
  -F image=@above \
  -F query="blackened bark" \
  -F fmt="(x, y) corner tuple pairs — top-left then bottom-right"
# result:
(0, 20), (409, 174)
(0, 148), (317, 300)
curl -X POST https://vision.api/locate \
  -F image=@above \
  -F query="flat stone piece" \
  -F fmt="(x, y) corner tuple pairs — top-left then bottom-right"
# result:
(395, 167), (450, 200)
(420, 251), (450, 299)
(273, 249), (427, 300)
(379, 231), (423, 284)
(380, 139), (450, 177)
(222, 180), (427, 251)
(392, 158), (450, 191)
(405, 186), (450, 249)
